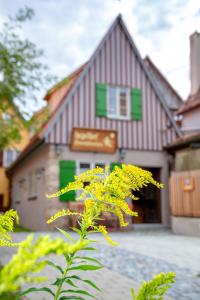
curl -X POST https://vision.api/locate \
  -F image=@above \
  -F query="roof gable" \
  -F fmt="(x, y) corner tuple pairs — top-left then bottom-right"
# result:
(42, 14), (181, 140)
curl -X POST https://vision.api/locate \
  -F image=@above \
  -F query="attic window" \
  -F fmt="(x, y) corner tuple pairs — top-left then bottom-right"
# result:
(107, 86), (130, 120)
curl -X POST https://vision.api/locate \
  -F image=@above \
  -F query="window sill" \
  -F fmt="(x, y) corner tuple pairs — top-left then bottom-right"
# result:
(28, 196), (37, 201)
(107, 115), (131, 121)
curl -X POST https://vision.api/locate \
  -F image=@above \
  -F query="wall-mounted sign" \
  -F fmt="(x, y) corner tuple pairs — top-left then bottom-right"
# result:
(71, 128), (117, 153)
(182, 177), (195, 191)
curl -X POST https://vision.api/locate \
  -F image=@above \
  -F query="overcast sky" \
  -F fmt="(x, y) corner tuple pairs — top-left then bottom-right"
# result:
(1, 0), (200, 111)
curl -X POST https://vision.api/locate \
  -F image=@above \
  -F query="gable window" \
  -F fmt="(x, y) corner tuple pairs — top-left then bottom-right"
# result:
(96, 83), (142, 121)
(107, 86), (130, 119)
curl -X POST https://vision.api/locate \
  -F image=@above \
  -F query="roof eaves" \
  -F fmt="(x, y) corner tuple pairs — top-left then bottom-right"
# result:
(144, 56), (183, 103)
(118, 18), (182, 137)
(7, 136), (44, 173)
(165, 132), (200, 151)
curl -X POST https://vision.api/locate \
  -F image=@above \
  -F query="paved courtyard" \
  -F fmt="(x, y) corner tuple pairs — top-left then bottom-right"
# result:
(1, 229), (200, 299)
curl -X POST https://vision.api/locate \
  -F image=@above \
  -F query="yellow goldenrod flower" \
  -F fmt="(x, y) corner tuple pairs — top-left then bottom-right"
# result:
(46, 164), (163, 245)
(0, 209), (19, 247)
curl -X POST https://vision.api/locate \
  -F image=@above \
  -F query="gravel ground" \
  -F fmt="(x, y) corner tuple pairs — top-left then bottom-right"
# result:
(1, 230), (200, 300)
(93, 244), (200, 300)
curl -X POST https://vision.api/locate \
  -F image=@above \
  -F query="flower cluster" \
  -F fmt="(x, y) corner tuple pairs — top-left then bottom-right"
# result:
(0, 209), (19, 247)
(47, 164), (163, 243)
(0, 233), (92, 296)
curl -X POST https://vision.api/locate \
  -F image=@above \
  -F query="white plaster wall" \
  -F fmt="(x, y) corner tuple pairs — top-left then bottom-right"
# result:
(11, 143), (171, 230)
(11, 144), (49, 231)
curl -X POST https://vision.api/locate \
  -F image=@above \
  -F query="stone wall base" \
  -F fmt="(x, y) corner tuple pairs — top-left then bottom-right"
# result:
(171, 216), (200, 237)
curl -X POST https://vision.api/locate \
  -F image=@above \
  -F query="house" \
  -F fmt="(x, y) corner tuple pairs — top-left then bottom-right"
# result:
(177, 32), (200, 135)
(0, 103), (29, 211)
(8, 15), (183, 231)
(167, 31), (200, 237)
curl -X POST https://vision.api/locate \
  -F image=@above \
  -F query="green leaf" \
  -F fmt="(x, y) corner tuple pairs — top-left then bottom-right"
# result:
(82, 247), (97, 251)
(66, 278), (78, 288)
(56, 227), (75, 242)
(52, 278), (64, 286)
(73, 256), (103, 266)
(16, 287), (55, 299)
(60, 289), (99, 299)
(82, 279), (101, 292)
(46, 260), (64, 274)
(68, 264), (103, 271)
(66, 275), (101, 292)
(59, 297), (86, 300)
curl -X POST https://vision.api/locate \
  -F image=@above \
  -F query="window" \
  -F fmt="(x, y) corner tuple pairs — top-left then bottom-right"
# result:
(96, 83), (142, 121)
(79, 163), (91, 174)
(77, 162), (107, 199)
(3, 149), (20, 167)
(28, 171), (37, 200)
(78, 162), (106, 175)
(107, 86), (130, 119)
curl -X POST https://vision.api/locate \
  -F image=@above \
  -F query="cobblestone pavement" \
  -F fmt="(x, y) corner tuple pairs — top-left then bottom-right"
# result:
(1, 230), (200, 299)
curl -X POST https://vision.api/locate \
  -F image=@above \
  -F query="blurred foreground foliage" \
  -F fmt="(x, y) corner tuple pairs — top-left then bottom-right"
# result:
(0, 165), (175, 299)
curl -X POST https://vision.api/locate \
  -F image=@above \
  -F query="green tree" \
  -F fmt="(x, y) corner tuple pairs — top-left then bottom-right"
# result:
(0, 6), (55, 149)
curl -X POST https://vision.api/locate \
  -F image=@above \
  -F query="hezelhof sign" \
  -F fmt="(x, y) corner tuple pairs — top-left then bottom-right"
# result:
(71, 128), (117, 153)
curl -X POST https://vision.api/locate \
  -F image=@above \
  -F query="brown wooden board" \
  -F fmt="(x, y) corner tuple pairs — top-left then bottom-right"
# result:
(70, 128), (117, 153)
(170, 170), (200, 217)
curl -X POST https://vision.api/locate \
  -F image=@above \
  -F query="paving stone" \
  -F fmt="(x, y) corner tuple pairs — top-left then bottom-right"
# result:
(1, 230), (200, 299)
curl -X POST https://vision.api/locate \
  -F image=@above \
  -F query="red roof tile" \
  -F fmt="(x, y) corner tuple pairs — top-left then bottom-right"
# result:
(178, 89), (200, 114)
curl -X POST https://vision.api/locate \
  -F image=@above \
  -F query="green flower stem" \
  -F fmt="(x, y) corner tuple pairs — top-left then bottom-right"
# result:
(54, 256), (72, 300)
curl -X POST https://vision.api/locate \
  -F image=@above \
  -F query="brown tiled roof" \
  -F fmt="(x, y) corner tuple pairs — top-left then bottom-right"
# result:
(178, 89), (200, 114)
(44, 62), (87, 101)
(165, 131), (200, 151)
(8, 63), (88, 171)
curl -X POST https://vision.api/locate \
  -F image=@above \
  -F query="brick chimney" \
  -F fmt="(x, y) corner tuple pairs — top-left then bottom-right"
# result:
(190, 31), (200, 95)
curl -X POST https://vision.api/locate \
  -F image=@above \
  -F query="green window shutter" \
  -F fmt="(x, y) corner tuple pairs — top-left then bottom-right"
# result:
(96, 83), (107, 117)
(59, 160), (76, 202)
(110, 162), (123, 172)
(131, 88), (142, 120)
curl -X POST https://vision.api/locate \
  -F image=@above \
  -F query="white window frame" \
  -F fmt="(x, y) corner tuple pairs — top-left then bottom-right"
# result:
(76, 161), (108, 200)
(107, 85), (131, 120)
(77, 161), (108, 175)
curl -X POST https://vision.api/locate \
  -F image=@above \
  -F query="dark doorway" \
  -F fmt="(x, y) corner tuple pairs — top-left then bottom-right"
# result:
(132, 168), (161, 223)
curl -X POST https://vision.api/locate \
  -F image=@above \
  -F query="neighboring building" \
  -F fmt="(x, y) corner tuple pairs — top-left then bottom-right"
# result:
(167, 31), (200, 237)
(167, 132), (200, 237)
(177, 32), (200, 135)
(9, 15), (182, 231)
(0, 103), (29, 211)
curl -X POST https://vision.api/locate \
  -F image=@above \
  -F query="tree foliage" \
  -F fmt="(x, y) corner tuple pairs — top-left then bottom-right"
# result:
(0, 6), (55, 149)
